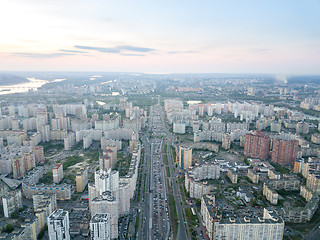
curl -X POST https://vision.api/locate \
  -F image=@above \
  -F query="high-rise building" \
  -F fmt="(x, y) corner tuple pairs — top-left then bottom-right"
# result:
(90, 213), (111, 240)
(90, 191), (118, 239)
(33, 193), (57, 214)
(2, 190), (22, 218)
(104, 145), (117, 169)
(272, 137), (299, 165)
(199, 104), (204, 116)
(23, 152), (36, 171)
(294, 159), (304, 173)
(178, 146), (192, 169)
(76, 167), (88, 193)
(201, 194), (284, 240)
(244, 131), (270, 160)
(33, 146), (45, 163)
(48, 209), (70, 240)
(99, 155), (112, 171)
(53, 163), (63, 183)
(222, 134), (231, 150)
(296, 122), (309, 134)
(12, 156), (25, 178)
(11, 118), (19, 130)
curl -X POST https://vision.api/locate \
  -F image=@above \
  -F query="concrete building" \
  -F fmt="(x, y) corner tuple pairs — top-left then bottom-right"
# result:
(0, 157), (12, 174)
(247, 169), (259, 183)
(53, 163), (63, 184)
(296, 122), (309, 134)
(263, 183), (279, 205)
(201, 194), (284, 240)
(102, 145), (117, 169)
(173, 122), (186, 134)
(226, 122), (249, 133)
(178, 146), (192, 169)
(282, 186), (319, 223)
(34, 193), (57, 231)
(271, 122), (281, 133)
(185, 163), (220, 199)
(76, 167), (88, 193)
(294, 158), (304, 173)
(263, 177), (300, 205)
(33, 146), (45, 163)
(90, 213), (111, 240)
(272, 136), (299, 165)
(12, 156), (26, 178)
(268, 169), (281, 180)
(88, 143), (141, 238)
(228, 169), (238, 184)
(11, 118), (19, 130)
(244, 131), (270, 160)
(23, 152), (36, 171)
(101, 138), (122, 152)
(64, 132), (76, 151)
(22, 182), (71, 200)
(90, 191), (118, 239)
(48, 209), (70, 240)
(2, 190), (22, 218)
(99, 155), (112, 171)
(311, 133), (320, 144)
(164, 99), (183, 112)
(222, 134), (231, 150)
(306, 172), (320, 194)
(33, 193), (57, 214)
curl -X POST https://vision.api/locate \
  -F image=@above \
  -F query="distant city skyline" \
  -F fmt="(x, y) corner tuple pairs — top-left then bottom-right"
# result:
(0, 0), (319, 74)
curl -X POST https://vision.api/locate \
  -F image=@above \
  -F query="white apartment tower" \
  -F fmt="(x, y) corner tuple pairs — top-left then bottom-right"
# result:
(48, 209), (70, 240)
(90, 213), (111, 240)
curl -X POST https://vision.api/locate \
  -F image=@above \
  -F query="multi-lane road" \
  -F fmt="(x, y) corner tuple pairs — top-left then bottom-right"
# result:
(138, 104), (170, 240)
(136, 100), (190, 240)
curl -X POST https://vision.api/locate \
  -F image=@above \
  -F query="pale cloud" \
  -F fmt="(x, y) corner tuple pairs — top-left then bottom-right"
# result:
(13, 52), (75, 58)
(59, 49), (88, 53)
(74, 45), (156, 53)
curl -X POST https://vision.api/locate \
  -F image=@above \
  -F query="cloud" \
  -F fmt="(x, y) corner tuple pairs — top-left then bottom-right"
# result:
(74, 45), (120, 53)
(74, 45), (156, 54)
(121, 53), (145, 56)
(167, 51), (197, 54)
(13, 52), (75, 58)
(118, 45), (155, 52)
(59, 49), (88, 53)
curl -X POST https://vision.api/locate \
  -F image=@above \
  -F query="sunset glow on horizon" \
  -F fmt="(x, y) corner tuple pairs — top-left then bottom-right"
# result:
(0, 0), (319, 74)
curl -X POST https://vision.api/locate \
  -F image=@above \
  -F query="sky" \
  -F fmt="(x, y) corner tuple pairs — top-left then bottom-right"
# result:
(0, 0), (319, 74)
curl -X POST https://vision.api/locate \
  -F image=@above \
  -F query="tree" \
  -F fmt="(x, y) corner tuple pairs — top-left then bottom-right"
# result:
(2, 224), (14, 233)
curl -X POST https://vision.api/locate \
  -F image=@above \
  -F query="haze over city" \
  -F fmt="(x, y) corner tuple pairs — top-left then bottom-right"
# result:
(1, 1), (320, 240)
(0, 0), (320, 74)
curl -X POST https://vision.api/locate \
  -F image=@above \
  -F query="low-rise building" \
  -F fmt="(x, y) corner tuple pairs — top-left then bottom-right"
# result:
(268, 169), (281, 180)
(247, 169), (259, 183)
(311, 133), (320, 144)
(263, 183), (279, 205)
(227, 169), (238, 184)
(282, 186), (319, 223)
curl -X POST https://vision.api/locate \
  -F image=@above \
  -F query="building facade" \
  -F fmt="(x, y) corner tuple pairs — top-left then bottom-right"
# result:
(48, 209), (70, 240)
(90, 213), (111, 240)
(244, 131), (270, 160)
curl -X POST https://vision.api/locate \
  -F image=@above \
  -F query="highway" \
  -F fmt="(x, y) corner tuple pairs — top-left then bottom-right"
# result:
(157, 100), (189, 240)
(139, 104), (170, 240)
(136, 99), (189, 240)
